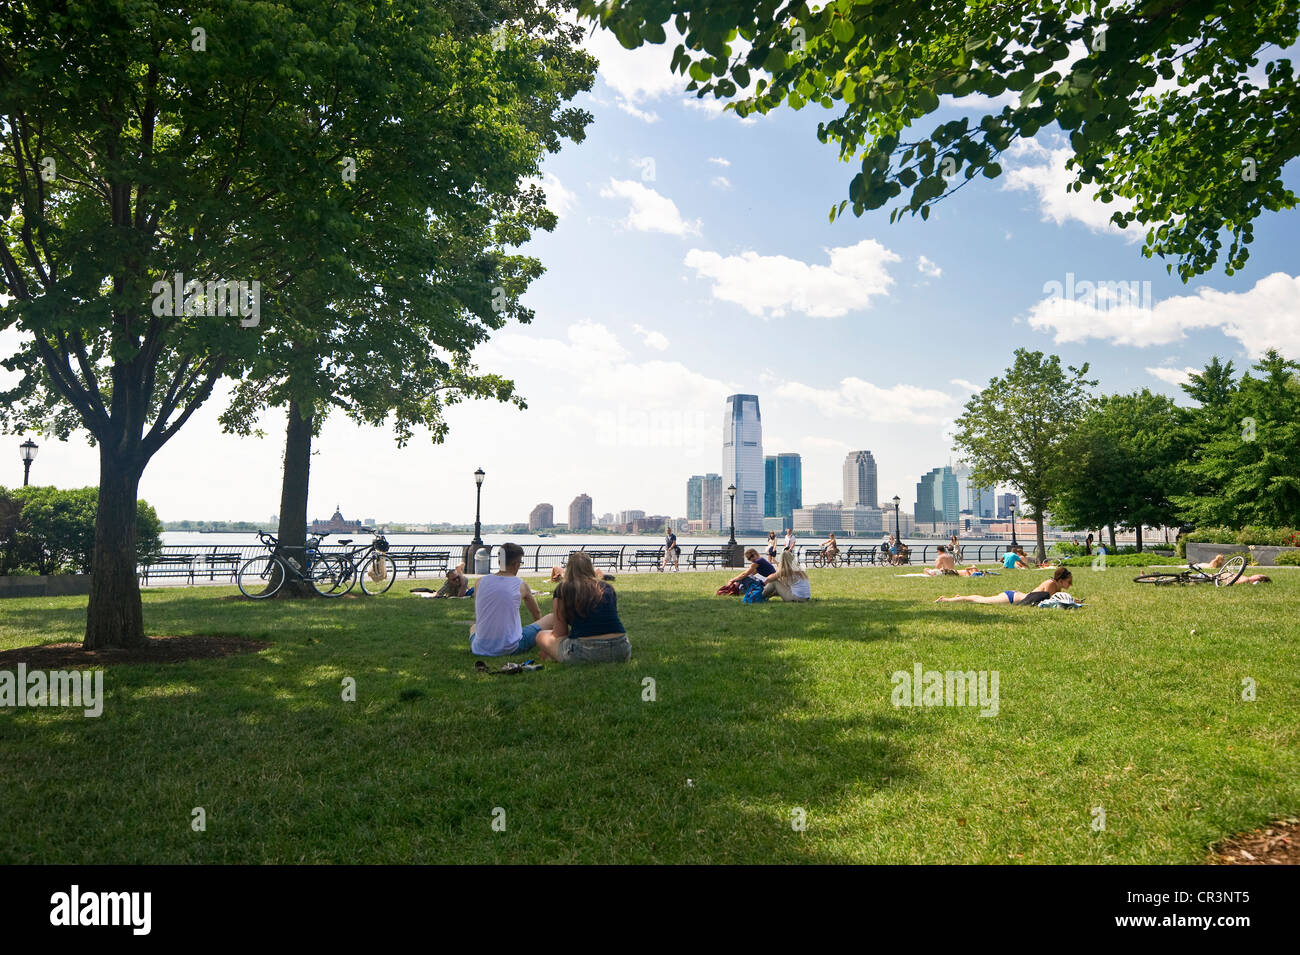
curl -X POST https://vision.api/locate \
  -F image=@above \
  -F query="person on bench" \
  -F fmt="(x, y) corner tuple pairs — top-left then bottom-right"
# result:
(470, 544), (553, 657)
(534, 551), (631, 664)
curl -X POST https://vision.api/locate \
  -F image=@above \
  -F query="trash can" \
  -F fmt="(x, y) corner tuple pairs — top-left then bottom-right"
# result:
(474, 546), (492, 575)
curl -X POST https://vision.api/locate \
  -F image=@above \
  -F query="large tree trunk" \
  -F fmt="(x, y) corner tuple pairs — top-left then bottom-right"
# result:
(1108, 524), (1117, 551)
(1135, 526), (1143, 553)
(1034, 514), (1046, 563)
(84, 454), (146, 649)
(275, 399), (317, 598)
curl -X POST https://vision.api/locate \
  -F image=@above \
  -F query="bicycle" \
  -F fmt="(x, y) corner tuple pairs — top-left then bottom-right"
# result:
(809, 549), (842, 568)
(236, 531), (349, 599)
(332, 530), (398, 596)
(1133, 556), (1246, 587)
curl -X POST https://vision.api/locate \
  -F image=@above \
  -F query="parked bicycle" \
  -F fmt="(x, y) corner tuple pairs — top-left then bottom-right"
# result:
(1133, 556), (1246, 587)
(330, 530), (398, 596)
(236, 531), (348, 599)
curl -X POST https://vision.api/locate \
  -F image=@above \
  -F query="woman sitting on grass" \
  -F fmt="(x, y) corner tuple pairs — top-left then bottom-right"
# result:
(535, 552), (630, 664)
(936, 567), (1073, 606)
(762, 548), (811, 602)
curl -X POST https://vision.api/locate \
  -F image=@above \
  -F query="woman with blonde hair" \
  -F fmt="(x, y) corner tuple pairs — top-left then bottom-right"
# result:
(762, 548), (812, 602)
(535, 552), (631, 663)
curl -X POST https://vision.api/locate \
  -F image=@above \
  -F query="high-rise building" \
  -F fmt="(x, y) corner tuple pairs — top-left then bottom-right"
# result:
(951, 464), (996, 518)
(843, 451), (878, 508)
(915, 466), (959, 525)
(997, 493), (1020, 519)
(764, 456), (778, 518)
(528, 503), (553, 532)
(617, 509), (646, 524)
(774, 452), (802, 527)
(700, 473), (723, 530)
(686, 476), (703, 521)
(723, 394), (764, 533)
(569, 493), (593, 530)
(974, 485), (996, 519)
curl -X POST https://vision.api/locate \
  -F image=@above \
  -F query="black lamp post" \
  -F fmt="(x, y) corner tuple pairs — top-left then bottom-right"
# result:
(892, 495), (901, 541)
(19, 439), (38, 487)
(470, 468), (485, 549)
(1010, 505), (1019, 548)
(726, 484), (737, 546)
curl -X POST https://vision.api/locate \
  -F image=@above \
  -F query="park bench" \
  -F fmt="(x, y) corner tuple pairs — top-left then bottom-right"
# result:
(140, 554), (196, 585)
(202, 553), (242, 580)
(691, 548), (727, 568)
(841, 545), (876, 566)
(580, 549), (623, 570)
(400, 549), (452, 576)
(628, 548), (665, 570)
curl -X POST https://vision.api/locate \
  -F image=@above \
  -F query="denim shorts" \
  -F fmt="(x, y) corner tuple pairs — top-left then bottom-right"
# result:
(557, 634), (631, 664)
(517, 622), (542, 652)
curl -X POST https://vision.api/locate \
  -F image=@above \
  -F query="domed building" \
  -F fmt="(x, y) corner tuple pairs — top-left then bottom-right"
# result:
(311, 505), (363, 535)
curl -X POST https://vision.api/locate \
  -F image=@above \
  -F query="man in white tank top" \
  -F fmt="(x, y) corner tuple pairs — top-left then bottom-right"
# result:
(470, 543), (553, 657)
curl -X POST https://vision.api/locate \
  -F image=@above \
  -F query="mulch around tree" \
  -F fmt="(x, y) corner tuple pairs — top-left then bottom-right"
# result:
(0, 635), (269, 668)
(1210, 819), (1300, 864)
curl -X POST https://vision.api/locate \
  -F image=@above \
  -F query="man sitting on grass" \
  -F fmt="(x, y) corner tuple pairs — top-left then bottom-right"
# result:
(431, 563), (470, 598)
(470, 543), (553, 657)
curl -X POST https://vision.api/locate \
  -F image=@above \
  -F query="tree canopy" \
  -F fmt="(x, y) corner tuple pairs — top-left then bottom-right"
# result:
(581, 0), (1300, 279)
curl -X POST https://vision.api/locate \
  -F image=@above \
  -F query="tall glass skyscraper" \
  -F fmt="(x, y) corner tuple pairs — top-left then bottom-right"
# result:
(775, 453), (802, 527)
(723, 394), (764, 533)
(915, 467), (959, 524)
(843, 450), (878, 508)
(764, 456), (778, 518)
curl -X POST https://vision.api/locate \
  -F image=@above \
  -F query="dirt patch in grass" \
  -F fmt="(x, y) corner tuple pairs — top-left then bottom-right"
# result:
(1211, 819), (1300, 864)
(0, 635), (270, 668)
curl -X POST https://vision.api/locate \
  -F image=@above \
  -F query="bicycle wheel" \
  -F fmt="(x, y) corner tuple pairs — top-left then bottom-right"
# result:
(359, 554), (397, 595)
(1133, 573), (1184, 585)
(1215, 555), (1247, 587)
(237, 555), (287, 599)
(310, 555), (353, 597)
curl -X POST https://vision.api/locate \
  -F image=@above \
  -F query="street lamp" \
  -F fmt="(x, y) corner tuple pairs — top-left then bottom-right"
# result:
(726, 484), (737, 547)
(470, 468), (486, 549)
(19, 439), (38, 487)
(892, 495), (901, 541)
(1010, 505), (1019, 548)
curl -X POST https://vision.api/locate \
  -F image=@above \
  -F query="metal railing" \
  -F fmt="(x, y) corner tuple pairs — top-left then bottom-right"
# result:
(138, 540), (1028, 585)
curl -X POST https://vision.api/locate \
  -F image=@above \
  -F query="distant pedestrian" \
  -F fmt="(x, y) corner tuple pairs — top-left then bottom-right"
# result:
(662, 527), (679, 571)
(1084, 532), (1094, 556)
(784, 527), (795, 551)
(766, 531), (778, 561)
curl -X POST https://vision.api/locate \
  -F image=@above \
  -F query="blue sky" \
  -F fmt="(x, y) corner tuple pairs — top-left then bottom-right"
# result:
(6, 26), (1298, 527)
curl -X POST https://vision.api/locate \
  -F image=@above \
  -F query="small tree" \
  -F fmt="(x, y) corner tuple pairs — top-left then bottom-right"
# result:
(953, 349), (1095, 560)
(1052, 390), (1189, 551)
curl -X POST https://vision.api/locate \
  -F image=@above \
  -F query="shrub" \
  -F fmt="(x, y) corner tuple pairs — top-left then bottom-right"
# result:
(1274, 550), (1300, 566)
(1060, 554), (1183, 568)
(3, 486), (164, 575)
(1184, 526), (1300, 547)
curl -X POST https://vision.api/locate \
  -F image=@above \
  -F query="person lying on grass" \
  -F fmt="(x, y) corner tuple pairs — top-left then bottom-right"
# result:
(470, 543), (553, 657)
(936, 567), (1074, 606)
(725, 548), (776, 591)
(1205, 554), (1273, 585)
(431, 563), (471, 598)
(534, 551), (631, 664)
(924, 563), (991, 577)
(762, 548), (811, 602)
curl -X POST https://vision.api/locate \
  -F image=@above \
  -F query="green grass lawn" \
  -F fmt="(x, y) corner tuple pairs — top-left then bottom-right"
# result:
(1, 565), (1297, 863)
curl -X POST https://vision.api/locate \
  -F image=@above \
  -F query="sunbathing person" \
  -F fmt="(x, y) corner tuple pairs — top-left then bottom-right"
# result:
(762, 549), (811, 602)
(534, 551), (630, 664)
(929, 545), (958, 576)
(427, 563), (471, 597)
(1001, 548), (1029, 570)
(936, 567), (1073, 605)
(727, 548), (776, 590)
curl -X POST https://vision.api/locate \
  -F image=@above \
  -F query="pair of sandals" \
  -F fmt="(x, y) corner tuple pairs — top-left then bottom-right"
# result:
(475, 659), (543, 675)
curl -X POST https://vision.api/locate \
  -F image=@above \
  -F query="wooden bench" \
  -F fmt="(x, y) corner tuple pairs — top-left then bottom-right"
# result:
(691, 548), (728, 568)
(628, 548), (664, 570)
(400, 550), (452, 576)
(580, 549), (622, 570)
(841, 545), (876, 566)
(140, 554), (196, 585)
(202, 553), (242, 580)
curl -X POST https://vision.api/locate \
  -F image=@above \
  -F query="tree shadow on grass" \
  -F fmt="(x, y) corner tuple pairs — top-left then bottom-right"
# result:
(1, 584), (1005, 863)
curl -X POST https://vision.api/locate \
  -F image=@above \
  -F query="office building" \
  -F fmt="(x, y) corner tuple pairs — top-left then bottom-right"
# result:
(569, 493), (593, 531)
(997, 493), (1020, 519)
(843, 451), (878, 508)
(764, 457), (777, 519)
(915, 466), (959, 525)
(774, 452), (802, 527)
(687, 476), (703, 521)
(722, 394), (764, 533)
(528, 503), (553, 532)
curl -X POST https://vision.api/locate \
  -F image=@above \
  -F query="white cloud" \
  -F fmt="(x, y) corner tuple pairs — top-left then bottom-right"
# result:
(539, 171), (576, 217)
(681, 96), (758, 124)
(683, 239), (901, 318)
(707, 156), (731, 167)
(631, 323), (670, 351)
(950, 378), (981, 392)
(1146, 366), (1198, 387)
(599, 179), (701, 236)
(583, 24), (683, 123)
(1026, 272), (1300, 358)
(774, 376), (956, 424)
(1002, 137), (1138, 239)
(917, 255), (942, 278)
(710, 175), (732, 190)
